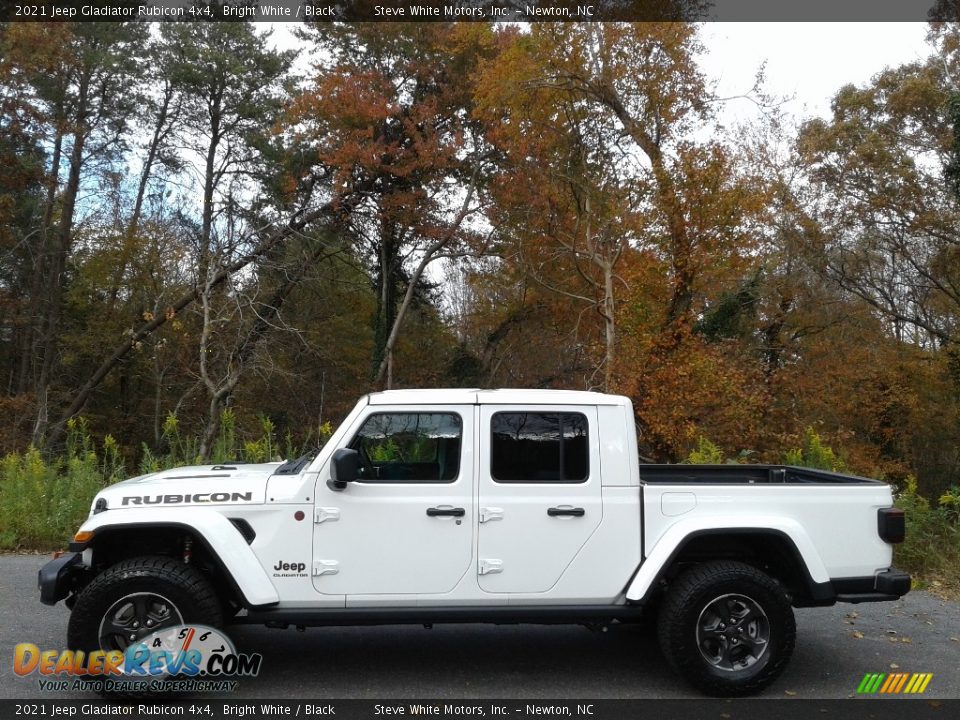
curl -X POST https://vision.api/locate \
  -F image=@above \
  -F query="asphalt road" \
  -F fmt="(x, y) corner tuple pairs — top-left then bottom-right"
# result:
(2, 553), (958, 699)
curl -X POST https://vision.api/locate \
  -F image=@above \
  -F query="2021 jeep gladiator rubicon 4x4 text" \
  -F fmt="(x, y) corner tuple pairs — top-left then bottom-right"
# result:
(40, 389), (910, 695)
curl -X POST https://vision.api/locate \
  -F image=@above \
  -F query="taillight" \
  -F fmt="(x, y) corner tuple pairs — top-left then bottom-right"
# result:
(878, 507), (905, 543)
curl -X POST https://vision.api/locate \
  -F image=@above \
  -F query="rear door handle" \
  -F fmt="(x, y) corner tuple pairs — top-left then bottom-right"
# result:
(426, 507), (466, 517)
(547, 507), (585, 517)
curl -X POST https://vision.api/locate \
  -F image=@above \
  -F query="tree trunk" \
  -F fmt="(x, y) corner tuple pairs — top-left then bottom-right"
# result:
(601, 259), (616, 392)
(33, 74), (90, 443)
(372, 222), (399, 384)
(17, 108), (64, 395)
(198, 391), (229, 462)
(108, 83), (176, 303)
(198, 110), (221, 282)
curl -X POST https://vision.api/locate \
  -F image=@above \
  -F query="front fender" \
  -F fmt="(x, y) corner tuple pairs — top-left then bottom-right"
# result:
(625, 516), (830, 602)
(76, 508), (279, 607)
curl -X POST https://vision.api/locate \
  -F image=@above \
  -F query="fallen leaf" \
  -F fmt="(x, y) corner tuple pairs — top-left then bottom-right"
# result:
(888, 636), (899, 643)
(845, 611), (859, 619)
(949, 637), (959, 643)
(785, 690), (797, 696)
(852, 631), (864, 639)
(900, 637), (912, 643)
(890, 663), (900, 669)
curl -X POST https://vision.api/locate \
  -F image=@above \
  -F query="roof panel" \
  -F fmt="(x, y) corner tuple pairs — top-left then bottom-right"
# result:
(366, 388), (628, 407)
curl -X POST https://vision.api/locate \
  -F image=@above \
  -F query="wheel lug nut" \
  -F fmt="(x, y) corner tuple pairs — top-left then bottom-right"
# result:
(146, 620), (153, 627)
(132, 621), (139, 628)
(129, 634), (136, 641)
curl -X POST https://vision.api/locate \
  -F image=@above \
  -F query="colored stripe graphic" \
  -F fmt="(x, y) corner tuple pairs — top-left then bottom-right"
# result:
(857, 672), (932, 694)
(880, 674), (898, 693)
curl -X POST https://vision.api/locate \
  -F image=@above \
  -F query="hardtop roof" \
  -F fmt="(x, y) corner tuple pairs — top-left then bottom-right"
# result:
(366, 388), (629, 406)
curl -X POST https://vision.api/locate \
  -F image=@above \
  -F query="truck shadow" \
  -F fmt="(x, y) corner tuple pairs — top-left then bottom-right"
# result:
(227, 623), (683, 699)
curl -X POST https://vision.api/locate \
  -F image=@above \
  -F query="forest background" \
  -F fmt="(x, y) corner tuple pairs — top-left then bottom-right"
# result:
(0, 18), (958, 590)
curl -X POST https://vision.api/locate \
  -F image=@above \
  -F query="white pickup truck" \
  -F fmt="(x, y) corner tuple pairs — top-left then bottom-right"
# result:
(40, 389), (910, 696)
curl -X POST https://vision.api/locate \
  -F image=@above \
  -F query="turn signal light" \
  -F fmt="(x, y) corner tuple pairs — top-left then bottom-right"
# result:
(73, 530), (94, 544)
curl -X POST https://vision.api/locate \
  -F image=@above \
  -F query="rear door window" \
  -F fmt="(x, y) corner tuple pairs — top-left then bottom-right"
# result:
(490, 412), (589, 483)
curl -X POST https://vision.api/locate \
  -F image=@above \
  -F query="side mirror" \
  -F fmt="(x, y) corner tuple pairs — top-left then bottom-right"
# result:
(327, 448), (360, 491)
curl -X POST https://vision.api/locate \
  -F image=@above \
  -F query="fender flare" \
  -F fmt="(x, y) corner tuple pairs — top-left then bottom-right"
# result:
(76, 508), (279, 608)
(625, 517), (831, 604)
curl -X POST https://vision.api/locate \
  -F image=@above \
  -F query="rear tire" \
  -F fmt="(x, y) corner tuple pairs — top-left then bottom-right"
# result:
(657, 561), (795, 697)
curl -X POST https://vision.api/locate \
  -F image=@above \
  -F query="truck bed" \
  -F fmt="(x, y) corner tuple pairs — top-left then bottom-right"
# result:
(638, 464), (881, 485)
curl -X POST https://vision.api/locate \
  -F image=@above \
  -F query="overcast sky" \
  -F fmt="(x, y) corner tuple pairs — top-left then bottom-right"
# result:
(702, 23), (932, 122)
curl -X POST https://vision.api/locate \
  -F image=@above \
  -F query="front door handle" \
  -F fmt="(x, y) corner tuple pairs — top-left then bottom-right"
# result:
(426, 506), (466, 517)
(547, 506), (585, 517)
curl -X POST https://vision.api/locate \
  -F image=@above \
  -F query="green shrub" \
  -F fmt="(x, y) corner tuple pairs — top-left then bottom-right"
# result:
(895, 476), (960, 588)
(784, 427), (845, 472)
(685, 436), (726, 464)
(0, 418), (119, 550)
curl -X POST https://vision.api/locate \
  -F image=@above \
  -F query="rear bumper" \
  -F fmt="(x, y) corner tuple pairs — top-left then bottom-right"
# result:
(833, 568), (912, 603)
(38, 552), (84, 606)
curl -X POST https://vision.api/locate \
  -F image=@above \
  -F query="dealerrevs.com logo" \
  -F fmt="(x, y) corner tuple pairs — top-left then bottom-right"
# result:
(14, 625), (262, 693)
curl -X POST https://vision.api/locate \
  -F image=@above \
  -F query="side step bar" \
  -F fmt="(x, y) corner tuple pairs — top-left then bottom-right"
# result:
(233, 604), (647, 628)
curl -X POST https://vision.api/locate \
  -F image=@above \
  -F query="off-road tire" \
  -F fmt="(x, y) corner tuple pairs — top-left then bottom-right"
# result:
(68, 555), (223, 694)
(657, 560), (796, 697)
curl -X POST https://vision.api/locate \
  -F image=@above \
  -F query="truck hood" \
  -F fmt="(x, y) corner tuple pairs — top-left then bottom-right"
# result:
(93, 463), (280, 513)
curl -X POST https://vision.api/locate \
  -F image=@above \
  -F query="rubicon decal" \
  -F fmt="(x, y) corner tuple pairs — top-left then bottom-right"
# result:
(857, 672), (933, 694)
(121, 492), (253, 505)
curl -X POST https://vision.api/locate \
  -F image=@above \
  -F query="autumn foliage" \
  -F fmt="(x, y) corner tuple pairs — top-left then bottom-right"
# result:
(0, 20), (958, 509)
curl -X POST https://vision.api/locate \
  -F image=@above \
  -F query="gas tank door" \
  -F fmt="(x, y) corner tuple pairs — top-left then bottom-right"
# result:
(661, 492), (696, 517)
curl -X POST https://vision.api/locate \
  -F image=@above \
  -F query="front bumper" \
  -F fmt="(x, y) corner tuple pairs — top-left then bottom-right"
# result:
(38, 552), (84, 606)
(833, 568), (912, 603)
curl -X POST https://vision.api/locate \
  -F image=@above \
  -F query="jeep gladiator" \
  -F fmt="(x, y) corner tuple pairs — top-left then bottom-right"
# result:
(39, 389), (910, 695)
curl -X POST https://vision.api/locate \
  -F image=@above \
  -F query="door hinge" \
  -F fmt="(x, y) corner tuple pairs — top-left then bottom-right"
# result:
(479, 507), (503, 524)
(479, 558), (503, 575)
(314, 507), (340, 524)
(313, 559), (339, 576)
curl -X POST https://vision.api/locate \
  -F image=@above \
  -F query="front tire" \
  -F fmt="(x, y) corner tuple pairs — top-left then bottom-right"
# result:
(657, 561), (795, 697)
(68, 555), (223, 689)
